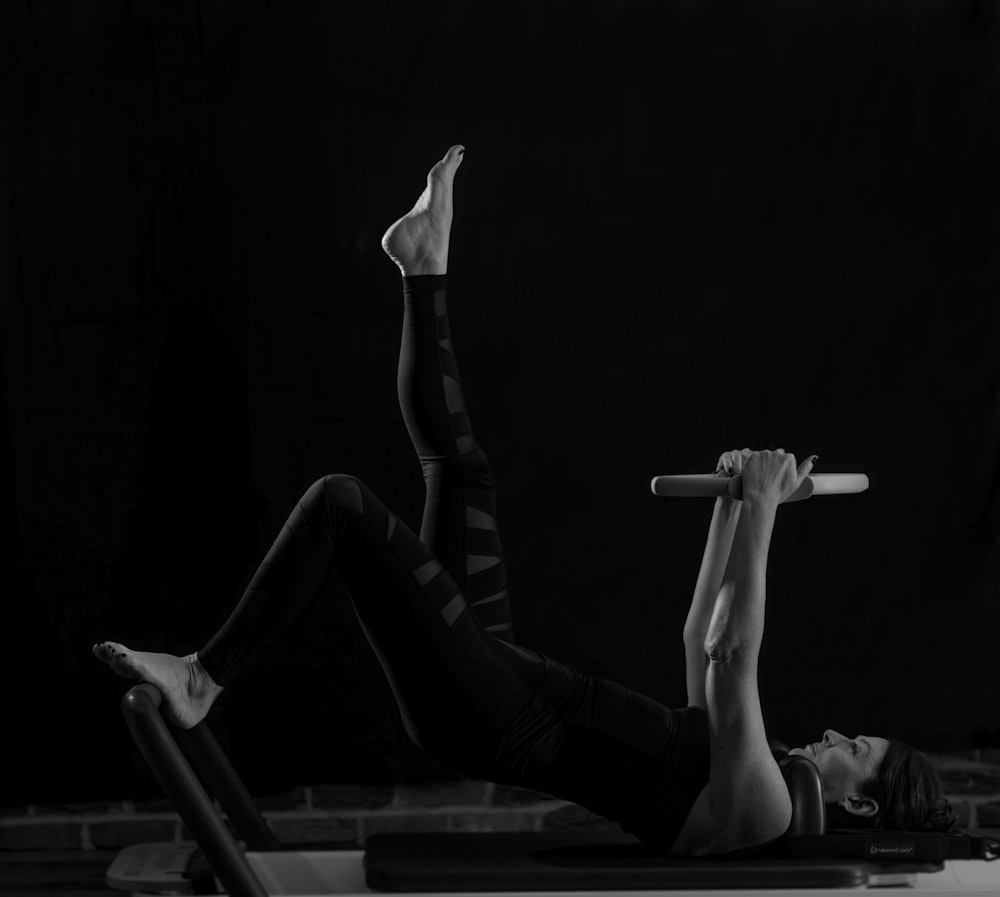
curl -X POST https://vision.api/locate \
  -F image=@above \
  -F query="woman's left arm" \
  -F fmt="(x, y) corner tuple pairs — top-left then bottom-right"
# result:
(683, 450), (747, 708)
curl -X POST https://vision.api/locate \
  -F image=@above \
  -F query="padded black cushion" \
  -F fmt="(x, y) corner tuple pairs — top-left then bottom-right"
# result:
(364, 832), (872, 892)
(780, 753), (825, 836)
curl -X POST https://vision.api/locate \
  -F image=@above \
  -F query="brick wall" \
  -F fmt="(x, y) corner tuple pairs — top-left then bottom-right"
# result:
(3, 753), (1000, 851)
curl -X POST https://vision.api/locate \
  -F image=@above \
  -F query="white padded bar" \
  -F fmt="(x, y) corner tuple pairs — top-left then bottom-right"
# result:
(650, 473), (869, 502)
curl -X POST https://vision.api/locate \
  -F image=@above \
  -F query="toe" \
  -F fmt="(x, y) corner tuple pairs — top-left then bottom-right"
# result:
(428, 145), (464, 180)
(441, 145), (465, 170)
(429, 146), (463, 186)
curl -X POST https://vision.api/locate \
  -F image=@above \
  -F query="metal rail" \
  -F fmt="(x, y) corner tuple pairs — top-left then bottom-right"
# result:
(120, 683), (271, 897)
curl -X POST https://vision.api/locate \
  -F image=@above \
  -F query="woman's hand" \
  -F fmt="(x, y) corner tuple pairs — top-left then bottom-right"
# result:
(741, 449), (818, 509)
(716, 448), (752, 479)
(714, 448), (752, 511)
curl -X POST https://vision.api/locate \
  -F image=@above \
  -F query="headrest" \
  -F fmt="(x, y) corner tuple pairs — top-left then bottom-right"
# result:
(780, 753), (825, 836)
(770, 741), (824, 836)
(762, 743), (998, 861)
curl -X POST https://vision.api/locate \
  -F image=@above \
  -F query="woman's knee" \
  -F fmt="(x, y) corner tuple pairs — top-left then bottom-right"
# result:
(305, 473), (365, 515)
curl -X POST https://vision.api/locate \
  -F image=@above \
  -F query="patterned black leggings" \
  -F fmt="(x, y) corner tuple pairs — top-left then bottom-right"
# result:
(198, 275), (547, 774)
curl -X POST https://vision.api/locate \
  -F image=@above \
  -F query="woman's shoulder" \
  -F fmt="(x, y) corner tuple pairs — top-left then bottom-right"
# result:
(670, 782), (793, 857)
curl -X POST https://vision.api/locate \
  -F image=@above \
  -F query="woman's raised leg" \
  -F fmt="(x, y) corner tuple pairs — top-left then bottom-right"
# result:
(93, 148), (524, 755)
(382, 145), (514, 643)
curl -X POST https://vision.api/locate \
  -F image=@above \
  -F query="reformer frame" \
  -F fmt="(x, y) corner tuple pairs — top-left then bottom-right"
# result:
(120, 683), (277, 897)
(114, 682), (999, 896)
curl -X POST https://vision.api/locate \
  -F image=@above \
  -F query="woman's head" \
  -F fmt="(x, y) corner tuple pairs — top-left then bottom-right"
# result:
(788, 730), (958, 833)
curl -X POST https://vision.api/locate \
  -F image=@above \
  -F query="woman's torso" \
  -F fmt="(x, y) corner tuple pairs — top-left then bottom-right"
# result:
(489, 644), (715, 853)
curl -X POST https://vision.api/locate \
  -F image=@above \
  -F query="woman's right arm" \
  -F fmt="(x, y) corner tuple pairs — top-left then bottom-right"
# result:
(701, 450), (816, 854)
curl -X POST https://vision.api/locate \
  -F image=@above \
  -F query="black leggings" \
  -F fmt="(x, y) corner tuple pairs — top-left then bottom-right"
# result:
(199, 275), (544, 772)
(198, 276), (709, 836)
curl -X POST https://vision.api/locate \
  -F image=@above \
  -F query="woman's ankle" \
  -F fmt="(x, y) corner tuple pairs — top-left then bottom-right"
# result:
(400, 257), (447, 277)
(187, 652), (225, 694)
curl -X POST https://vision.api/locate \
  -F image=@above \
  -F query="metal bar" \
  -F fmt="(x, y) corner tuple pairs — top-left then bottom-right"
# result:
(121, 684), (268, 897)
(175, 718), (280, 851)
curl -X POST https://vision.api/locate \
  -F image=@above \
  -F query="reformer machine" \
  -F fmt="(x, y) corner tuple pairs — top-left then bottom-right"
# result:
(105, 471), (1000, 895)
(104, 683), (999, 896)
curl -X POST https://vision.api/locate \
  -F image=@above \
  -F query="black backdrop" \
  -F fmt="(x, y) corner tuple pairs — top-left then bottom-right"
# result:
(3, 0), (999, 805)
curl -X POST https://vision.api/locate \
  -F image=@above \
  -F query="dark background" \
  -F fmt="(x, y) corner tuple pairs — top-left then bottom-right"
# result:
(3, 0), (998, 805)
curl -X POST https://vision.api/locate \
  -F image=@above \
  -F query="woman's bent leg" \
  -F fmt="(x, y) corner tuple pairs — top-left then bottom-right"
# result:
(398, 274), (514, 643)
(198, 474), (539, 771)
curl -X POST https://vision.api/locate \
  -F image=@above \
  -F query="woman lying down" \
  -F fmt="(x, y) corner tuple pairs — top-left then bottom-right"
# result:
(94, 144), (957, 856)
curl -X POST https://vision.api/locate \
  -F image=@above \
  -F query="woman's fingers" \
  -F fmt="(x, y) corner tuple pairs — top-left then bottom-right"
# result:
(718, 447), (781, 478)
(717, 450), (735, 474)
(716, 448), (754, 475)
(796, 454), (819, 485)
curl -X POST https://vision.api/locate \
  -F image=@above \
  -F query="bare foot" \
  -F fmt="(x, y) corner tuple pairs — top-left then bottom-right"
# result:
(381, 144), (465, 276)
(93, 641), (224, 730)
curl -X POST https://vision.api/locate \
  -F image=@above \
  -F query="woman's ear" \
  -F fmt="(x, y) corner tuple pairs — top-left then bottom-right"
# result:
(840, 793), (879, 818)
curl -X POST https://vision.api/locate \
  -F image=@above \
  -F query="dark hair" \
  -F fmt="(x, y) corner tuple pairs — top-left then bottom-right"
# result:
(824, 739), (960, 833)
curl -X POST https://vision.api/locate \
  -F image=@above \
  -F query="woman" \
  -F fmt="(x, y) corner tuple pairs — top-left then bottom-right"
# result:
(93, 145), (957, 856)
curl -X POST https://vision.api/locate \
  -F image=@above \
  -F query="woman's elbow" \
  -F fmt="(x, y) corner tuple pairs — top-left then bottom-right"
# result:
(683, 623), (708, 648)
(703, 637), (745, 665)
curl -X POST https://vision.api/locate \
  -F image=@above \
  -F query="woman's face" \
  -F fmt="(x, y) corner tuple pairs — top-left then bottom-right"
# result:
(788, 729), (891, 808)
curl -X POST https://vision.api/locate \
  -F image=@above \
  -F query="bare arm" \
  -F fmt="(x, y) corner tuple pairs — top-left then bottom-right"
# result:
(704, 499), (772, 664)
(701, 450), (816, 853)
(684, 497), (740, 708)
(683, 450), (748, 709)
